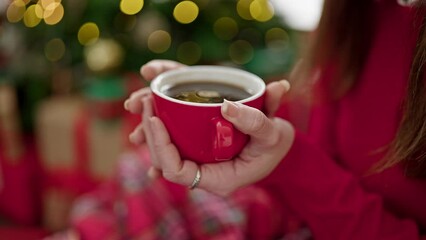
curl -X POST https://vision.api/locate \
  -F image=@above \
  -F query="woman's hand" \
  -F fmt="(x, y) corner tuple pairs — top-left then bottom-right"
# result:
(125, 60), (294, 196)
(124, 60), (186, 145)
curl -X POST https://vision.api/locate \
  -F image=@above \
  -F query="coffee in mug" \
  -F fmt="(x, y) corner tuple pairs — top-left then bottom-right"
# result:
(163, 81), (252, 103)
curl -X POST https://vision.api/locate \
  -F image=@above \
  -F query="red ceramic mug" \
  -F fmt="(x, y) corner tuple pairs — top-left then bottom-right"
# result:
(151, 65), (266, 164)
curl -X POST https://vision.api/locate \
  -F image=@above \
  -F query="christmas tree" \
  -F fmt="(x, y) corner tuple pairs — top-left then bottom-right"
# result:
(1, 0), (298, 130)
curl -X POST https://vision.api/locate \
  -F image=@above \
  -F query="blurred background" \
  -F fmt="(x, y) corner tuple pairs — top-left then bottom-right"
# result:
(0, 0), (322, 238)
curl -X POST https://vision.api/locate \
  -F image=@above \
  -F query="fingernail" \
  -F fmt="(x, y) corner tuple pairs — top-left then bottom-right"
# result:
(222, 99), (239, 118)
(279, 80), (291, 92)
(124, 100), (130, 110)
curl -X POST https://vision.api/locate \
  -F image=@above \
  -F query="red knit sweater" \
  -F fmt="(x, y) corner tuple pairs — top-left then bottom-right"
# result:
(260, 1), (426, 239)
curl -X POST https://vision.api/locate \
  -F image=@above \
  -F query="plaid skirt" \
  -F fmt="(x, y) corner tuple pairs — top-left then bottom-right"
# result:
(52, 147), (311, 240)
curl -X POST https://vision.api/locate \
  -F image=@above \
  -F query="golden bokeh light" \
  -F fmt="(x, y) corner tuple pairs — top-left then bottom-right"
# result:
(85, 39), (124, 73)
(173, 1), (199, 24)
(250, 0), (274, 22)
(7, 0), (65, 26)
(236, 0), (253, 20)
(265, 27), (289, 48)
(43, 2), (60, 18)
(45, 38), (66, 62)
(6, 0), (26, 23)
(147, 30), (171, 53)
(23, 5), (42, 28)
(40, 0), (61, 10)
(177, 41), (202, 65)
(34, 3), (44, 19)
(44, 3), (64, 25)
(42, 2), (59, 17)
(229, 40), (254, 65)
(213, 17), (238, 40)
(78, 22), (100, 46)
(120, 0), (144, 15)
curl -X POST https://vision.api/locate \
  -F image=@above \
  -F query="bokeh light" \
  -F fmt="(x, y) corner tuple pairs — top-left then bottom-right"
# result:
(236, 0), (253, 20)
(45, 38), (66, 62)
(213, 17), (238, 40)
(177, 41), (202, 65)
(43, 3), (64, 25)
(42, 2), (60, 18)
(120, 0), (144, 15)
(265, 27), (289, 48)
(147, 30), (171, 53)
(7, 0), (65, 26)
(85, 39), (124, 73)
(6, 0), (26, 23)
(78, 22), (100, 46)
(34, 3), (44, 19)
(133, 11), (170, 49)
(24, 5), (42, 28)
(229, 40), (253, 65)
(250, 0), (274, 22)
(173, 1), (199, 24)
(40, 0), (61, 10)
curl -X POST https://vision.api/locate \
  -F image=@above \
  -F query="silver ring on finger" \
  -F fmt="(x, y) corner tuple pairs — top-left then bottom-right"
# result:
(189, 167), (201, 190)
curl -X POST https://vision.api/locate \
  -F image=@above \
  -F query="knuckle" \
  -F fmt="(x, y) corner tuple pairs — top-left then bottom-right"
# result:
(262, 119), (284, 147)
(162, 170), (185, 183)
(250, 111), (268, 133)
(271, 118), (294, 144)
(130, 91), (139, 99)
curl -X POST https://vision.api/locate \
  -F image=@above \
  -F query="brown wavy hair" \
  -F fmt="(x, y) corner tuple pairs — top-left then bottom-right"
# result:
(382, 4), (426, 177)
(296, 0), (426, 177)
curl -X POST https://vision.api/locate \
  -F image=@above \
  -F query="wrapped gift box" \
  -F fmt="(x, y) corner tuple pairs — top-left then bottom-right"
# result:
(36, 96), (130, 180)
(36, 85), (141, 231)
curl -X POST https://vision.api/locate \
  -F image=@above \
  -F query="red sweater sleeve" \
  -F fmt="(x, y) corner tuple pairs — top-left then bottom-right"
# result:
(259, 130), (424, 240)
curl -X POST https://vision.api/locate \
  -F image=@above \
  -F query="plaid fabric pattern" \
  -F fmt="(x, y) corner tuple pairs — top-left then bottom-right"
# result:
(56, 147), (312, 240)
(185, 189), (246, 240)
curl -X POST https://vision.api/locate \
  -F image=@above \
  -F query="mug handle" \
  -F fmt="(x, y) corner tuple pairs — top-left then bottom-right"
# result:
(212, 117), (235, 161)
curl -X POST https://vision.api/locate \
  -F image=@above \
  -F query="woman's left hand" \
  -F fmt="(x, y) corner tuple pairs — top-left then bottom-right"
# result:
(133, 80), (293, 196)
